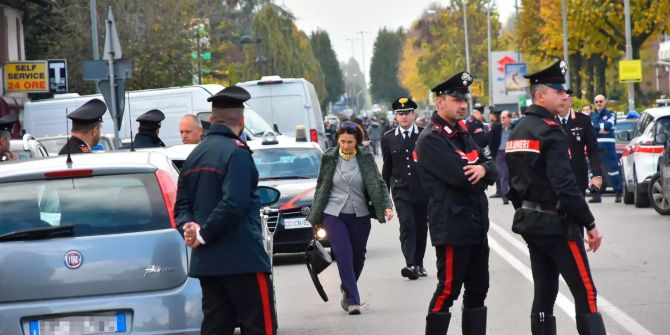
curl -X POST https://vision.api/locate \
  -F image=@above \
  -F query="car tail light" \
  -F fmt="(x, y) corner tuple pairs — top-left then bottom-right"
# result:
(45, 169), (93, 178)
(155, 170), (177, 229)
(310, 129), (318, 143)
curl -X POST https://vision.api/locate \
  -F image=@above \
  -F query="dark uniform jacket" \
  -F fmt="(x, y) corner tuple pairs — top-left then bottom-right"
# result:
(307, 146), (392, 226)
(559, 110), (602, 193)
(466, 119), (489, 148)
(505, 105), (596, 238)
(415, 112), (498, 246)
(488, 122), (503, 159)
(381, 125), (428, 203)
(58, 136), (91, 155)
(174, 123), (271, 276)
(133, 130), (166, 148)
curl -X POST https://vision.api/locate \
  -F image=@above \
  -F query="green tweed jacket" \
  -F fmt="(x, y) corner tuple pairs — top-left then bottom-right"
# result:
(306, 146), (392, 225)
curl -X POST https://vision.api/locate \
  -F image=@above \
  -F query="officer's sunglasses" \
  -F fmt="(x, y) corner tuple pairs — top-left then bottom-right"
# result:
(594, 100), (604, 103)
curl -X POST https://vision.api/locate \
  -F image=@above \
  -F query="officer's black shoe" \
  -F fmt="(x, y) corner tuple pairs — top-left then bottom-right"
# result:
(531, 313), (556, 335)
(615, 193), (622, 203)
(462, 306), (487, 335)
(503, 197), (509, 205)
(425, 312), (451, 335)
(401, 266), (419, 280)
(489, 193), (502, 198)
(576, 313), (607, 335)
(588, 194), (602, 203)
(418, 265), (428, 277)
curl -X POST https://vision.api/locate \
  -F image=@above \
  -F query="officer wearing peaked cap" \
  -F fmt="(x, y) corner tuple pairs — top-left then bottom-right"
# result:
(175, 85), (277, 334)
(132, 109), (166, 148)
(416, 71), (498, 335)
(381, 97), (429, 280)
(58, 99), (107, 155)
(505, 60), (607, 335)
(0, 113), (18, 162)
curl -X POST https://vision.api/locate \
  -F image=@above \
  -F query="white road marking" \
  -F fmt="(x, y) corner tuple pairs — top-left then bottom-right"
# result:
(489, 220), (654, 335)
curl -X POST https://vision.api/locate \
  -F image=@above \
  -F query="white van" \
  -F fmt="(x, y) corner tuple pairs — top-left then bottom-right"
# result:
(237, 76), (329, 149)
(23, 85), (275, 147)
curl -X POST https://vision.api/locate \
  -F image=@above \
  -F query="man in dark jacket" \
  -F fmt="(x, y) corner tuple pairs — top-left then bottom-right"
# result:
(505, 60), (606, 335)
(175, 86), (277, 335)
(132, 109), (166, 148)
(466, 105), (489, 149)
(382, 97), (429, 280)
(416, 71), (498, 335)
(488, 110), (513, 204)
(556, 99), (603, 195)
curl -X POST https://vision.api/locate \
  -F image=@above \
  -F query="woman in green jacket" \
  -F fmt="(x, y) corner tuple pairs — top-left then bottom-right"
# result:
(306, 121), (394, 315)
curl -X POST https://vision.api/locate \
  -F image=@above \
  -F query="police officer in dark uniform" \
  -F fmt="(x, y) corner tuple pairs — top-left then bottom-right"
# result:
(175, 86), (277, 335)
(556, 96), (603, 195)
(381, 97), (429, 280)
(0, 113), (18, 162)
(132, 109), (166, 148)
(505, 60), (606, 335)
(466, 105), (489, 149)
(58, 98), (107, 155)
(416, 71), (498, 335)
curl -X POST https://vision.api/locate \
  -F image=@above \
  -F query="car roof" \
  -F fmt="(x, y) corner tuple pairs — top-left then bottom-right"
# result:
(642, 106), (670, 119)
(248, 136), (322, 151)
(0, 151), (173, 183)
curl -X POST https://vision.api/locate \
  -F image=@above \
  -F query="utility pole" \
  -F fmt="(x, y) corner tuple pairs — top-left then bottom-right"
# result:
(196, 28), (202, 85)
(358, 31), (368, 88)
(346, 37), (357, 61)
(624, 0), (636, 113)
(90, 0), (100, 93)
(462, 0), (473, 112)
(486, 1), (493, 106)
(515, 0), (521, 61)
(561, 0), (569, 88)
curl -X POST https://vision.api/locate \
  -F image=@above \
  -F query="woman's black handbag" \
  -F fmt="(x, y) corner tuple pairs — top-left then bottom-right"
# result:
(305, 238), (332, 302)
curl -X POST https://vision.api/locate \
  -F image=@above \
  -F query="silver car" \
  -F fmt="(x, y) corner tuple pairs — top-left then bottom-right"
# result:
(0, 151), (278, 335)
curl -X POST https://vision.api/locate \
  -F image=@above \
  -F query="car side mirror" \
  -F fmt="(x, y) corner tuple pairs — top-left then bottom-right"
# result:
(655, 133), (667, 145)
(616, 130), (631, 141)
(258, 186), (280, 206)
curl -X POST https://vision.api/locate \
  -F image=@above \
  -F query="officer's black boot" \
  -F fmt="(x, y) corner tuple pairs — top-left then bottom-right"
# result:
(530, 313), (556, 335)
(588, 193), (602, 203)
(462, 306), (487, 335)
(425, 312), (451, 335)
(576, 313), (607, 335)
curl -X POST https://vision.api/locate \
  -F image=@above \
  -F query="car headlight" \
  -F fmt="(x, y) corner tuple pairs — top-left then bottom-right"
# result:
(300, 206), (311, 216)
(316, 227), (327, 239)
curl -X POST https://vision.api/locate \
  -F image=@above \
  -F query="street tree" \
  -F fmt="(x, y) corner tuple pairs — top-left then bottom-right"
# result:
(311, 29), (345, 110)
(369, 27), (408, 104)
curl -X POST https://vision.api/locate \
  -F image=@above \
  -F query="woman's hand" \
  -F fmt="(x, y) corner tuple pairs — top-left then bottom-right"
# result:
(384, 208), (394, 222)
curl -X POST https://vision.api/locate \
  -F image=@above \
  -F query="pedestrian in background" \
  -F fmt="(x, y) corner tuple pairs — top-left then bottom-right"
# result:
(581, 104), (597, 127)
(557, 95), (603, 195)
(590, 94), (622, 203)
(416, 71), (498, 335)
(466, 105), (489, 149)
(175, 86), (277, 334)
(307, 121), (393, 315)
(366, 120), (383, 155)
(179, 114), (203, 144)
(132, 109), (166, 148)
(505, 60), (606, 335)
(381, 97), (429, 280)
(488, 110), (512, 205)
(0, 113), (18, 162)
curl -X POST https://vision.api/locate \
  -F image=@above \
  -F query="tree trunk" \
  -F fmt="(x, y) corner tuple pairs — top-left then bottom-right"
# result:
(570, 52), (583, 98)
(585, 55), (595, 101)
(595, 54), (607, 97)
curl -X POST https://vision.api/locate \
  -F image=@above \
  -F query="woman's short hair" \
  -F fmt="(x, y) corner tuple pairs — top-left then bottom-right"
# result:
(336, 121), (363, 145)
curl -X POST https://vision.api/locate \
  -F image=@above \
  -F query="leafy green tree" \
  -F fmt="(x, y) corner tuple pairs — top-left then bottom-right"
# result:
(342, 58), (368, 113)
(310, 29), (345, 110)
(369, 27), (408, 104)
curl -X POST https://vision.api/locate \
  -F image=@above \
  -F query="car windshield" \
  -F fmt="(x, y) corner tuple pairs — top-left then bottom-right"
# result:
(38, 138), (66, 155)
(197, 106), (274, 136)
(253, 148), (321, 180)
(615, 120), (639, 144)
(0, 173), (170, 238)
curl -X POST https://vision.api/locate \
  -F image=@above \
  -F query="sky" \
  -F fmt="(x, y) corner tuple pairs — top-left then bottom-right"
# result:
(281, 0), (518, 83)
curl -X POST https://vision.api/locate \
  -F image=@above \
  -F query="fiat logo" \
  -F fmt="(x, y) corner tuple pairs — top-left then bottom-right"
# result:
(64, 250), (83, 269)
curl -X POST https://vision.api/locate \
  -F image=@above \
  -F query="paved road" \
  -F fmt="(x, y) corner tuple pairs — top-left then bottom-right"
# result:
(271, 159), (670, 334)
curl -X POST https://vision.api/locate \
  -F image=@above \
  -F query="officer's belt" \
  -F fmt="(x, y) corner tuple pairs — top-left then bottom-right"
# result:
(521, 200), (559, 215)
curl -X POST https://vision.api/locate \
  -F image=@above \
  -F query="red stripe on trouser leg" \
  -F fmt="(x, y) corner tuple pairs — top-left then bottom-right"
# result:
(432, 245), (454, 312)
(567, 241), (598, 313)
(255, 272), (274, 335)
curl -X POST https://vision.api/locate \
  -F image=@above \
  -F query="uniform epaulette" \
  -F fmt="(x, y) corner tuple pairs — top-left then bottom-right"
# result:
(79, 144), (91, 153)
(542, 118), (559, 127)
(232, 139), (245, 148)
(384, 128), (395, 136)
(430, 123), (442, 132)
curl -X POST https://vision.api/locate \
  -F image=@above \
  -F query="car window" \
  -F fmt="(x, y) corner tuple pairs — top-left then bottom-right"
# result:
(655, 117), (670, 138)
(39, 138), (66, 154)
(635, 113), (652, 137)
(253, 148), (321, 179)
(197, 106), (273, 137)
(0, 173), (170, 237)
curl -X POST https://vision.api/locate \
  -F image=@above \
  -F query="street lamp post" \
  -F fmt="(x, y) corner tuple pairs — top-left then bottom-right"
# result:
(486, 1), (493, 107)
(624, 0), (636, 113)
(462, 0), (473, 113)
(240, 35), (266, 76)
(561, 0), (569, 88)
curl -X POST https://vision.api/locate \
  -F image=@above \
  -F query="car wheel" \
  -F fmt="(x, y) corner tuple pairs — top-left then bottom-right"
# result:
(623, 177), (634, 204)
(633, 168), (650, 208)
(649, 173), (670, 215)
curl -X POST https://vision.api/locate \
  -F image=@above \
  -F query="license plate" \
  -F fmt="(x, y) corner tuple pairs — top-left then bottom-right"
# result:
(29, 312), (126, 335)
(283, 218), (311, 229)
